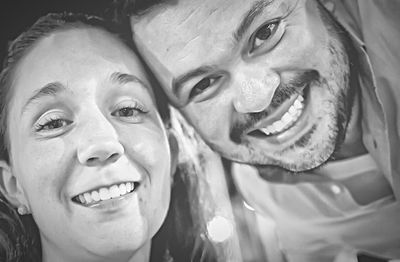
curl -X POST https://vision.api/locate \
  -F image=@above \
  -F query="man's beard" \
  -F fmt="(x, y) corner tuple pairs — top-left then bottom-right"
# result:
(319, 0), (361, 162)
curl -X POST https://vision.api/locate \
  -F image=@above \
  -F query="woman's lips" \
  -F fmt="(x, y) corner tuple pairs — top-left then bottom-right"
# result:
(72, 181), (140, 207)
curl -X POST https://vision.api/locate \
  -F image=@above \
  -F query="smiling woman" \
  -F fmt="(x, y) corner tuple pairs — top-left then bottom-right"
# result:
(0, 13), (218, 262)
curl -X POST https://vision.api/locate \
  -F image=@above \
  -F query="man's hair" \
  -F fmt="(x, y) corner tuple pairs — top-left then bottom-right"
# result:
(112, 0), (165, 18)
(110, 0), (174, 26)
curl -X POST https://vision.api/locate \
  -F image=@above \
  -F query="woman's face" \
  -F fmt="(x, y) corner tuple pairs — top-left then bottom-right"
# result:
(5, 27), (172, 261)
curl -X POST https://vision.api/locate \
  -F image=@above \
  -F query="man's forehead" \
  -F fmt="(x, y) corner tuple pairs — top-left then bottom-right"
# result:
(135, 1), (250, 41)
(137, 0), (250, 26)
(133, 0), (260, 71)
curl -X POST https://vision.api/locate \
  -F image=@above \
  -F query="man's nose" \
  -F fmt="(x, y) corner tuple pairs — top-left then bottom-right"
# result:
(77, 115), (124, 166)
(232, 66), (280, 113)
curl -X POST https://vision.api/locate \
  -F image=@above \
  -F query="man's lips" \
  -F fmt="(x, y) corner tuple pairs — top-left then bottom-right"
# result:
(247, 85), (308, 137)
(72, 181), (140, 207)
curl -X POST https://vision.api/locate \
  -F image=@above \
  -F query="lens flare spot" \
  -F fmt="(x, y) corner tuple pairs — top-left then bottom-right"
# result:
(207, 216), (233, 243)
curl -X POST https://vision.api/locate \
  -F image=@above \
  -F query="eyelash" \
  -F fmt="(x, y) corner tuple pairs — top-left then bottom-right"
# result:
(111, 101), (149, 120)
(34, 116), (72, 132)
(34, 100), (148, 133)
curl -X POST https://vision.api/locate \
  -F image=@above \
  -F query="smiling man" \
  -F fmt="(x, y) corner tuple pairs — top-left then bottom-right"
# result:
(114, 0), (400, 261)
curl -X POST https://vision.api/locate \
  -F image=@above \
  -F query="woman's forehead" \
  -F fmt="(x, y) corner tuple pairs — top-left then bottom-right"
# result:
(12, 27), (151, 98)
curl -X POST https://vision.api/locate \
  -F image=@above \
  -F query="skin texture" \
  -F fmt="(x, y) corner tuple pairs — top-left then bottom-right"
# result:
(131, 0), (364, 173)
(0, 27), (173, 262)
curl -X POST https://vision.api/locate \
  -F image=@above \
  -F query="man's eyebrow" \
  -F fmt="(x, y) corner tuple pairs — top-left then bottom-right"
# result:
(110, 72), (149, 89)
(233, 0), (275, 43)
(172, 66), (216, 97)
(22, 82), (66, 114)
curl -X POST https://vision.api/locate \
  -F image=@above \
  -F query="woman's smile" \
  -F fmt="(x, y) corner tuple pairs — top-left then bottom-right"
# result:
(72, 181), (140, 207)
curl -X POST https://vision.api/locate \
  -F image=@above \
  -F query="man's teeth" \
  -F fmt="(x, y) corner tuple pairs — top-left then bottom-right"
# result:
(76, 182), (135, 205)
(260, 95), (304, 135)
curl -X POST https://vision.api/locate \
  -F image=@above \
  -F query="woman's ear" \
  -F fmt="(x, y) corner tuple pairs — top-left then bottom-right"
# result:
(0, 160), (27, 208)
(168, 131), (179, 177)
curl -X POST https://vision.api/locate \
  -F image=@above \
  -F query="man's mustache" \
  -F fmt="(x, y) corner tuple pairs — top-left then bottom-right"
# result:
(230, 69), (319, 143)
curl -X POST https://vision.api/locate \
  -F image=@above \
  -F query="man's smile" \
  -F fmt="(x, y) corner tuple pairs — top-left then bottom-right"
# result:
(248, 92), (305, 136)
(243, 80), (315, 145)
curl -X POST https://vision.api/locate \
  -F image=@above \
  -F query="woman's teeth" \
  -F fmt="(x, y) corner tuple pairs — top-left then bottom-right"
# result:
(75, 182), (136, 205)
(260, 95), (304, 135)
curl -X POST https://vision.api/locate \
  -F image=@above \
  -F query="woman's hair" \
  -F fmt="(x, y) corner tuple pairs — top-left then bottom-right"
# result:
(0, 12), (216, 262)
(152, 108), (219, 262)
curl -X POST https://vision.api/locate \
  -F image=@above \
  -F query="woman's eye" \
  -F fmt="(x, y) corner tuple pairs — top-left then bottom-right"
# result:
(112, 102), (149, 122)
(36, 118), (71, 132)
(252, 20), (280, 50)
(189, 76), (220, 99)
(113, 107), (140, 117)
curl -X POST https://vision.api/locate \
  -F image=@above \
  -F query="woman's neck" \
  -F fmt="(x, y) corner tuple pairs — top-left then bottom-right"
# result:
(41, 237), (151, 262)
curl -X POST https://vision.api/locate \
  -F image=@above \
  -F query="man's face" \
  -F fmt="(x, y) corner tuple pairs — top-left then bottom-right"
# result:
(132, 0), (353, 171)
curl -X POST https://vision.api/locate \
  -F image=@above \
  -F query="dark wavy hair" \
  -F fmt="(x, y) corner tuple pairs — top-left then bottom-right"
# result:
(0, 12), (216, 262)
(108, 0), (167, 20)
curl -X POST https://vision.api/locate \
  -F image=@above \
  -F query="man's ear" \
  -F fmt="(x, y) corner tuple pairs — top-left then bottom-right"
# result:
(168, 131), (179, 177)
(0, 160), (27, 207)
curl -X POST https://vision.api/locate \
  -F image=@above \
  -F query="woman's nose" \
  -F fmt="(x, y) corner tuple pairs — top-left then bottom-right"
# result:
(77, 116), (124, 166)
(78, 140), (124, 166)
(232, 67), (280, 113)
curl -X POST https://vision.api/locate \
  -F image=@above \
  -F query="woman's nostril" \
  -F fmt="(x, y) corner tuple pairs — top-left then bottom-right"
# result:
(87, 157), (97, 163)
(86, 153), (119, 164)
(109, 153), (120, 161)
(80, 143), (123, 165)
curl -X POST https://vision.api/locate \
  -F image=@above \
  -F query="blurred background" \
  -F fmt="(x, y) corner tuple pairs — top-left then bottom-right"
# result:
(0, 0), (112, 64)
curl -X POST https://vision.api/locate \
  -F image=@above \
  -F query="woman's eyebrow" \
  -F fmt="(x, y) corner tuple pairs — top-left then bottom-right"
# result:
(22, 82), (66, 115)
(110, 72), (150, 90)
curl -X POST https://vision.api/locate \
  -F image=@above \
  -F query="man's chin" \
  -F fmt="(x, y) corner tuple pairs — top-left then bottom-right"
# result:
(279, 148), (335, 171)
(230, 140), (335, 171)
(254, 164), (331, 184)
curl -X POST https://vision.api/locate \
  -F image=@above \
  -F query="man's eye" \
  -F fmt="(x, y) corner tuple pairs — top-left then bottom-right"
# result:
(189, 76), (220, 99)
(252, 20), (280, 50)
